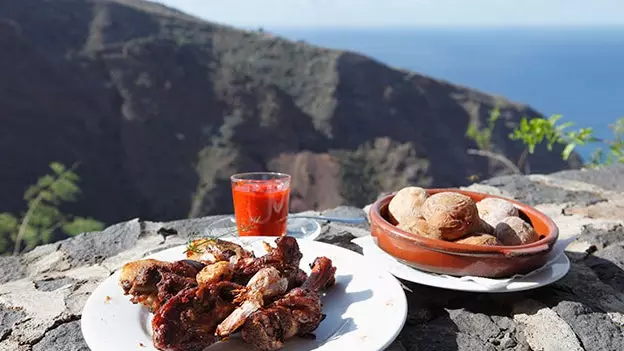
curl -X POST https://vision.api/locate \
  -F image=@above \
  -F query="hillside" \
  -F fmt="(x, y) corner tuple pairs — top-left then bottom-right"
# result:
(0, 0), (580, 225)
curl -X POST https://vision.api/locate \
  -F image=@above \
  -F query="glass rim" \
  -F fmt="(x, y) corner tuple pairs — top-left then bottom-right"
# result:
(230, 172), (291, 182)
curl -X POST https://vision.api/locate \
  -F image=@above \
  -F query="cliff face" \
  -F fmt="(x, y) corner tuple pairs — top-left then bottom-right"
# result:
(0, 0), (580, 224)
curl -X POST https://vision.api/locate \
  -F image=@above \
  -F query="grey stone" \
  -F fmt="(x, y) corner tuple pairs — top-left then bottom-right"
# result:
(588, 244), (624, 292)
(0, 305), (26, 341)
(399, 315), (461, 351)
(404, 292), (435, 325)
(317, 225), (363, 254)
(32, 320), (89, 351)
(481, 174), (605, 206)
(512, 299), (584, 351)
(552, 301), (624, 351)
(59, 219), (141, 267)
(551, 164), (624, 193)
(0, 256), (25, 284)
(575, 224), (624, 251)
(321, 206), (369, 231)
(533, 262), (624, 314)
(456, 333), (497, 351)
(491, 316), (515, 331)
(34, 277), (79, 292)
(447, 309), (500, 341)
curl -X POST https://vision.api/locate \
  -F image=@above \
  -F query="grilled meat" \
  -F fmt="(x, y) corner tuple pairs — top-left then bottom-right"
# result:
(119, 259), (205, 312)
(152, 281), (243, 351)
(240, 256), (336, 351)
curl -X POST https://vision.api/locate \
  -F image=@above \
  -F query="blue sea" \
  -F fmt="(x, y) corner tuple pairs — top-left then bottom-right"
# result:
(272, 27), (624, 162)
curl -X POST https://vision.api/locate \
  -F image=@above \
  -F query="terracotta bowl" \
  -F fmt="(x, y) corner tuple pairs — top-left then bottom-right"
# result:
(369, 188), (559, 278)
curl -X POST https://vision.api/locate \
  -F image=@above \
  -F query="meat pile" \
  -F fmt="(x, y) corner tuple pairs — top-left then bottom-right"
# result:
(119, 236), (337, 351)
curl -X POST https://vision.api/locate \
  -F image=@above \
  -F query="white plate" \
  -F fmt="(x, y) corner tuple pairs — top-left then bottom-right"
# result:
(81, 237), (407, 351)
(353, 236), (571, 293)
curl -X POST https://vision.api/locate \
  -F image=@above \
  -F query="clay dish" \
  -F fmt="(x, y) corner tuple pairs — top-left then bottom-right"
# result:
(369, 188), (559, 278)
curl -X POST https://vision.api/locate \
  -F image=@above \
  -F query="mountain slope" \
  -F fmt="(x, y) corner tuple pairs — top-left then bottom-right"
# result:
(0, 0), (580, 224)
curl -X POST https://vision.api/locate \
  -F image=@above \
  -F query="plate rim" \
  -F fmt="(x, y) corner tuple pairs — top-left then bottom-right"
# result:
(359, 238), (571, 293)
(81, 238), (408, 351)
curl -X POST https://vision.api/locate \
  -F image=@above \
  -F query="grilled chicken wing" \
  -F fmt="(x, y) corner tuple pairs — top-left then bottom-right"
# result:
(240, 257), (337, 351)
(119, 259), (205, 312)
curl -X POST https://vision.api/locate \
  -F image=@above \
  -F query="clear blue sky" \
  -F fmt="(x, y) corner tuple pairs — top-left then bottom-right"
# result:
(155, 0), (624, 28)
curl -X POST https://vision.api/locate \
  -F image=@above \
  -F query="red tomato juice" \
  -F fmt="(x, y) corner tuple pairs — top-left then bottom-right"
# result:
(232, 181), (290, 236)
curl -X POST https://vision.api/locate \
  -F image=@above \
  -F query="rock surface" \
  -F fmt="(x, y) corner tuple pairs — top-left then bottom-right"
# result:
(2, 165), (624, 351)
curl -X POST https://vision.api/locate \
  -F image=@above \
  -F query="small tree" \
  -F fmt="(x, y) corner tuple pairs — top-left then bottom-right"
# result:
(0, 162), (105, 255)
(466, 105), (624, 174)
(509, 115), (624, 167)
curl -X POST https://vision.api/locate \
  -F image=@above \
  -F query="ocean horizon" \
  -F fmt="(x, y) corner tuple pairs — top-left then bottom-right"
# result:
(270, 26), (624, 162)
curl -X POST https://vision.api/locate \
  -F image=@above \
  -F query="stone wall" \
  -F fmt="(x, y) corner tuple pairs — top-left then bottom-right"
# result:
(2, 165), (624, 351)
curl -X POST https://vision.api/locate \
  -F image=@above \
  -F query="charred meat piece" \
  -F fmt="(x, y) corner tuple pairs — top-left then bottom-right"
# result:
(240, 257), (337, 351)
(119, 259), (205, 312)
(280, 265), (308, 291)
(216, 266), (288, 338)
(235, 237), (304, 281)
(185, 238), (255, 264)
(152, 281), (243, 351)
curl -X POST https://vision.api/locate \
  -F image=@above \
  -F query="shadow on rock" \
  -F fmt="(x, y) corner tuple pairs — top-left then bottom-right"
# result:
(391, 251), (624, 351)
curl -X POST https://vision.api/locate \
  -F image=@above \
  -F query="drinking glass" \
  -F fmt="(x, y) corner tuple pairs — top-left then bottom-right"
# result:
(230, 172), (291, 236)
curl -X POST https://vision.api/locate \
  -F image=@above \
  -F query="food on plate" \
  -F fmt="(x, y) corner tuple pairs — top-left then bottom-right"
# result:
(119, 258), (205, 312)
(152, 281), (243, 351)
(185, 237), (255, 263)
(388, 187), (540, 247)
(241, 257), (337, 351)
(119, 236), (336, 351)
(454, 234), (501, 246)
(216, 266), (288, 338)
(476, 197), (519, 228)
(420, 192), (481, 240)
(196, 261), (234, 285)
(494, 216), (540, 246)
(388, 186), (428, 223)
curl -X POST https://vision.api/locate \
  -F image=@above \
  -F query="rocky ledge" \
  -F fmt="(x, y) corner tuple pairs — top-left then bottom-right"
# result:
(2, 165), (624, 351)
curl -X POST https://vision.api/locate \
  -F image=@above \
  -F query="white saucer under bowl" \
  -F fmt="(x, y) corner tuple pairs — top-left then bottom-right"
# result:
(352, 235), (572, 293)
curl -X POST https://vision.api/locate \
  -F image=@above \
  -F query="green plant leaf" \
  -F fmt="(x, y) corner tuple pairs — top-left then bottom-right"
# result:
(562, 143), (576, 160)
(0, 213), (18, 235)
(556, 121), (575, 131)
(49, 162), (66, 175)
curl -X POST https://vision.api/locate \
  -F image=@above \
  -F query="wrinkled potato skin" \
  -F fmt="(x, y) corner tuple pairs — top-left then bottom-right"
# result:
(494, 216), (539, 246)
(388, 187), (429, 224)
(421, 192), (481, 240)
(455, 234), (501, 246)
(477, 198), (519, 228)
(397, 217), (443, 240)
